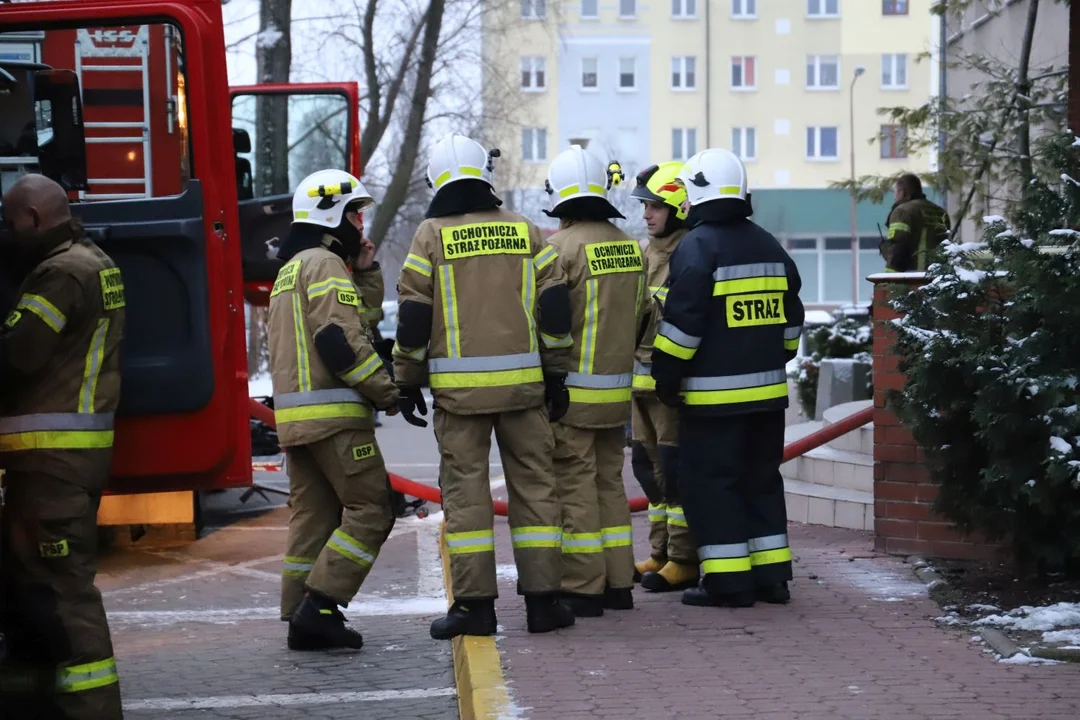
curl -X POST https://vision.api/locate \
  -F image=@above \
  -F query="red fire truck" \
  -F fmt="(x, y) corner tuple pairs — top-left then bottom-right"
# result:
(0, 0), (364, 520)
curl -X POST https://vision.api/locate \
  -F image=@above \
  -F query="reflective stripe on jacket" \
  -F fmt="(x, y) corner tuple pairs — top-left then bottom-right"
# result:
(633, 228), (687, 396)
(548, 220), (646, 428)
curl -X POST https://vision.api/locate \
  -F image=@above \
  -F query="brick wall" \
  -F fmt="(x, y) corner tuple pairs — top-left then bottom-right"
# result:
(870, 277), (1001, 560)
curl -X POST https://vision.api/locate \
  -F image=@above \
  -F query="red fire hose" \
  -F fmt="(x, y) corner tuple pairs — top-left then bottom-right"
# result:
(250, 398), (874, 517)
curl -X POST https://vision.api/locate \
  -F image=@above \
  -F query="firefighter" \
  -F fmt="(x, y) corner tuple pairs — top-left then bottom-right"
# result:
(651, 149), (804, 608)
(628, 161), (699, 593)
(0, 174), (124, 719)
(350, 242), (390, 428)
(395, 132), (576, 639)
(268, 169), (401, 651)
(542, 146), (640, 617)
(881, 173), (950, 272)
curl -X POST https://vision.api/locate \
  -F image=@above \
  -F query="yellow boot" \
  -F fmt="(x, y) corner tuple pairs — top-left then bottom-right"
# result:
(641, 561), (699, 592)
(633, 556), (665, 583)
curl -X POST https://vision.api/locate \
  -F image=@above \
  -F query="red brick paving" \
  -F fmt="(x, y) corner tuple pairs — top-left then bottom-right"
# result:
(489, 511), (1080, 719)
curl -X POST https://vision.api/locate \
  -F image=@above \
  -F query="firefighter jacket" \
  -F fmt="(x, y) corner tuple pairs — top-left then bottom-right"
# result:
(651, 206), (805, 417)
(394, 208), (573, 416)
(633, 228), (687, 396)
(0, 221), (125, 479)
(548, 219), (646, 429)
(352, 263), (384, 330)
(267, 243), (397, 447)
(882, 195), (950, 272)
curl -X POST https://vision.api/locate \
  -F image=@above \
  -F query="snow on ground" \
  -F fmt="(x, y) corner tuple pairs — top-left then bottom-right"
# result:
(249, 373), (273, 398)
(1042, 629), (1080, 647)
(973, 601), (1080, 632)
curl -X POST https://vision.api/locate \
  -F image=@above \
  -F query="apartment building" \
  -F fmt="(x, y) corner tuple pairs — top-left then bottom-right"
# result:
(481, 0), (940, 308)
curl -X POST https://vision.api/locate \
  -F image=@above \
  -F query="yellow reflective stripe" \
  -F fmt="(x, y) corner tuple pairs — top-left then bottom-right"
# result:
(307, 277), (355, 300)
(429, 367), (543, 389)
(439, 265), (461, 358)
(283, 556), (315, 577)
(750, 547), (793, 567)
(666, 506), (688, 528)
(17, 293), (66, 332)
(447, 529), (495, 554)
(521, 259), (538, 353)
(633, 374), (656, 390)
(917, 229), (929, 271)
(342, 353), (383, 385)
(56, 657), (118, 694)
(541, 332), (573, 348)
(291, 293), (312, 392)
(404, 253), (433, 277)
(648, 504), (667, 522)
(534, 245), (558, 271)
(681, 382), (788, 406)
(0, 430), (113, 451)
(652, 286), (669, 303)
(654, 333), (696, 360)
(511, 525), (562, 549)
(701, 557), (752, 574)
(78, 318), (109, 414)
(568, 387), (632, 404)
(393, 342), (428, 361)
(578, 278), (599, 374)
(889, 221), (910, 232)
(562, 532), (603, 554)
(275, 403), (371, 424)
(327, 528), (377, 567)
(636, 274), (645, 312)
(601, 525), (632, 548)
(435, 170), (452, 188)
(784, 337), (800, 351)
(712, 276), (789, 297)
(361, 305), (382, 321)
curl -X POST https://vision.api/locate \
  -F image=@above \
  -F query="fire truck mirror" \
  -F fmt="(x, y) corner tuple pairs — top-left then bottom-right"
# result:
(33, 69), (88, 192)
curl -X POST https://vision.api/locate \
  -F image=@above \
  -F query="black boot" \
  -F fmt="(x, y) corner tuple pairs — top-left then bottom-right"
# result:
(290, 592), (364, 650)
(288, 621), (336, 651)
(603, 586), (634, 610)
(756, 582), (791, 604)
(429, 600), (497, 640)
(681, 586), (756, 608)
(525, 595), (576, 634)
(560, 593), (604, 618)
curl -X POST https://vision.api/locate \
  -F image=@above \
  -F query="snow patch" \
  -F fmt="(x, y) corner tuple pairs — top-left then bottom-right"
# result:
(257, 25), (284, 49)
(973, 602), (1080, 631)
(999, 652), (1059, 665)
(967, 603), (1000, 613)
(1042, 629), (1080, 646)
(1049, 436), (1072, 454)
(982, 215), (1006, 224)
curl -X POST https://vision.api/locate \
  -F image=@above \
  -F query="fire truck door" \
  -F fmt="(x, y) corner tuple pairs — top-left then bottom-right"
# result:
(229, 83), (361, 306)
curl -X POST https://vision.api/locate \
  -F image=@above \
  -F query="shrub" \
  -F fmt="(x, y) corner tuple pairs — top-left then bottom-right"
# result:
(790, 317), (873, 418)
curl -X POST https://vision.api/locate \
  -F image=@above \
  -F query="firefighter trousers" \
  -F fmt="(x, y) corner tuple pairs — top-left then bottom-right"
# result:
(552, 423), (634, 597)
(0, 468), (122, 720)
(435, 406), (561, 600)
(630, 396), (695, 564)
(280, 429), (395, 618)
(679, 410), (792, 596)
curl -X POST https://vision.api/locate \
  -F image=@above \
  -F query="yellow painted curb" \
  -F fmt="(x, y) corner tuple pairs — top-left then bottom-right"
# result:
(440, 519), (513, 720)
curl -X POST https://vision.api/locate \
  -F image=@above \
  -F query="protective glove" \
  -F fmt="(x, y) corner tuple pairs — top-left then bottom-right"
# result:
(544, 372), (570, 422)
(397, 385), (428, 427)
(655, 381), (684, 409)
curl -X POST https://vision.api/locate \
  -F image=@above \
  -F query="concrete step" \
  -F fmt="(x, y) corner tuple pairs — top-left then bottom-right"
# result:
(822, 399), (873, 455)
(784, 478), (873, 531)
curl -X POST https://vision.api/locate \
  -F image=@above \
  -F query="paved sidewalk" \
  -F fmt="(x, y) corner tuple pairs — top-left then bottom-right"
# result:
(487, 468), (1080, 719)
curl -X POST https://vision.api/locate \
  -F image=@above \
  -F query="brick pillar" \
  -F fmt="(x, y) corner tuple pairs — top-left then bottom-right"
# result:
(870, 275), (1000, 560)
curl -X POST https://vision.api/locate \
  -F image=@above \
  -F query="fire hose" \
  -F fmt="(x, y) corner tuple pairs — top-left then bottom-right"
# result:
(250, 398), (874, 517)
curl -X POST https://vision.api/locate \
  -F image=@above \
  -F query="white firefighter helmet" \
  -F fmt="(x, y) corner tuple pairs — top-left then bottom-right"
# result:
(425, 132), (496, 192)
(544, 144), (622, 214)
(677, 148), (748, 207)
(292, 169), (374, 228)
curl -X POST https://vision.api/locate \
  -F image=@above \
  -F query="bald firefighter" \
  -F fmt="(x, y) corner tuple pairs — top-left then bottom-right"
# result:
(268, 169), (400, 651)
(629, 162), (699, 593)
(542, 146), (641, 617)
(395, 133), (576, 638)
(0, 174), (124, 719)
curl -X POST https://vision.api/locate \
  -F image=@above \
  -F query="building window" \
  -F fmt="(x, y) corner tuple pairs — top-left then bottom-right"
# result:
(521, 0), (546, 19)
(522, 127), (548, 162)
(619, 57), (637, 89)
(880, 125), (907, 159)
(881, 53), (907, 89)
(732, 0), (757, 18)
(620, 0), (637, 18)
(731, 56), (756, 90)
(671, 56), (697, 90)
(672, 0), (697, 18)
(806, 126), (838, 160)
(732, 127), (756, 161)
(520, 57), (546, 91)
(581, 57), (599, 89)
(807, 0), (839, 17)
(581, 0), (598, 18)
(672, 128), (698, 160)
(882, 0), (908, 14)
(806, 54), (839, 89)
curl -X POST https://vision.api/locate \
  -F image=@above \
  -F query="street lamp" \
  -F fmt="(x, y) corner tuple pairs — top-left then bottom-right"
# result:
(849, 65), (866, 307)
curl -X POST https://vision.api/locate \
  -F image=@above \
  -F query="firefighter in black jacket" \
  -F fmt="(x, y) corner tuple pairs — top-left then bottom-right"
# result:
(651, 149), (804, 608)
